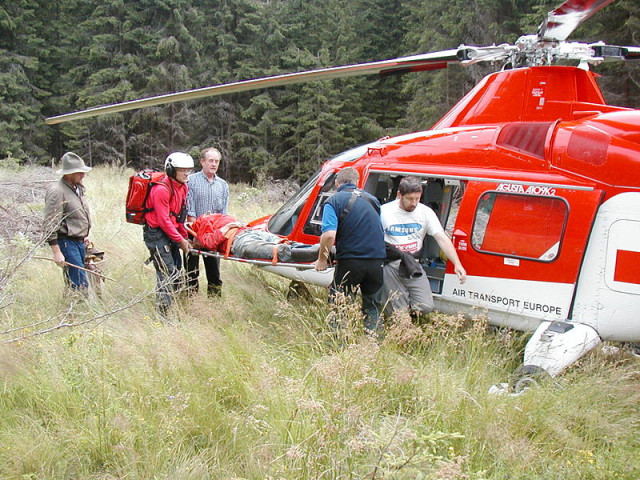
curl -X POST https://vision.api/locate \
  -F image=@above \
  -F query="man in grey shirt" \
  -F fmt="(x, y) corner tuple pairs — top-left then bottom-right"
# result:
(186, 147), (229, 297)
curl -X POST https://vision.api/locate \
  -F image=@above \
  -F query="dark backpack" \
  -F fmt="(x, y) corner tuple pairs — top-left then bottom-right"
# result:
(125, 169), (170, 224)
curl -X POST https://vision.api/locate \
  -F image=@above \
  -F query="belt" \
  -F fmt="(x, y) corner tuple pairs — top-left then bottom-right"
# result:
(58, 234), (85, 242)
(224, 227), (240, 258)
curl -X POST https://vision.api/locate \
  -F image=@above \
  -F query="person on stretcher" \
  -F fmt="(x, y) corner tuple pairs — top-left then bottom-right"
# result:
(190, 213), (321, 263)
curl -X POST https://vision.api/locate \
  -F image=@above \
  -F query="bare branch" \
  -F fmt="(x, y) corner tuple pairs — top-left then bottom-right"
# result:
(2, 290), (151, 344)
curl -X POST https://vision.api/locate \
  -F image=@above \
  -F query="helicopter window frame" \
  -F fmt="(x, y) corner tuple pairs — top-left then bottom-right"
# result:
(268, 144), (373, 236)
(471, 191), (568, 263)
(302, 171), (339, 236)
(308, 191), (335, 227)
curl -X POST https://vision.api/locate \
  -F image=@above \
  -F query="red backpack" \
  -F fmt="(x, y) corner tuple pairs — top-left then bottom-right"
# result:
(125, 169), (170, 224)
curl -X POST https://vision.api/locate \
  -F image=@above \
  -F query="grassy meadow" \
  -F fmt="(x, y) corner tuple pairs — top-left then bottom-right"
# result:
(0, 165), (638, 479)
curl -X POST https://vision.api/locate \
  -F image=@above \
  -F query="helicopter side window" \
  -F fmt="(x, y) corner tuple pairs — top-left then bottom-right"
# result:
(307, 192), (334, 226)
(418, 179), (464, 293)
(422, 179), (444, 217)
(472, 192), (567, 262)
(444, 181), (465, 236)
(303, 172), (338, 236)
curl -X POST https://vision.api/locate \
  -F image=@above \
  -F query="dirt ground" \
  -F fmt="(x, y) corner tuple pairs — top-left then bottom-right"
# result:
(0, 167), (58, 242)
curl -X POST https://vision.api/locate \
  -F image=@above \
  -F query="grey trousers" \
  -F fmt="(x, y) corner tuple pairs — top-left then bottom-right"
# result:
(143, 226), (183, 314)
(382, 260), (434, 316)
(230, 230), (319, 263)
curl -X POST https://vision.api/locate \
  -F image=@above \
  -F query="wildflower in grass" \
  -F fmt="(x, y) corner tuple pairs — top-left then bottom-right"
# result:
(385, 310), (422, 345)
(285, 444), (305, 459)
(344, 404), (363, 425)
(314, 354), (344, 384)
(346, 437), (367, 454)
(352, 376), (382, 389)
(283, 376), (304, 400)
(393, 365), (417, 384)
(253, 403), (269, 414)
(434, 455), (469, 480)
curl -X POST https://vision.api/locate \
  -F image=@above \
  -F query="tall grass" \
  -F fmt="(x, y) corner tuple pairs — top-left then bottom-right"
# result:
(0, 166), (638, 479)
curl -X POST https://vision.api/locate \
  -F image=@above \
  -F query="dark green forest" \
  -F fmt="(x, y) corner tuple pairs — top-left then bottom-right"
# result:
(1, 0), (639, 182)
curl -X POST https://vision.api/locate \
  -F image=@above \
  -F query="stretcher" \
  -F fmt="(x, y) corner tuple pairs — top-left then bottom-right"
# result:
(190, 248), (335, 287)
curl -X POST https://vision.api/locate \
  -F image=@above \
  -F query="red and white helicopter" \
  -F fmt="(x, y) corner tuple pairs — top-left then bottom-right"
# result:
(47, 0), (640, 384)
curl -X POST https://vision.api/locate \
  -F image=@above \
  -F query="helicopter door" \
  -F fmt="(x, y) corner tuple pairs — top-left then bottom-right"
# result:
(442, 181), (603, 330)
(421, 179), (464, 293)
(572, 192), (640, 341)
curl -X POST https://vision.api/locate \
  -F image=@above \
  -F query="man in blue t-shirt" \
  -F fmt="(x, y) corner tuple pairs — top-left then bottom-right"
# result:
(315, 167), (386, 333)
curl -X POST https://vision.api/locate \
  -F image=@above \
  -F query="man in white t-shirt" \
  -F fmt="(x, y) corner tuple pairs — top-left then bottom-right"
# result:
(381, 176), (466, 317)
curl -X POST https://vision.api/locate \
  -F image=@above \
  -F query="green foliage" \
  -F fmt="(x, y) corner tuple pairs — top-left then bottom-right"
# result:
(0, 1), (50, 162)
(3, 0), (640, 180)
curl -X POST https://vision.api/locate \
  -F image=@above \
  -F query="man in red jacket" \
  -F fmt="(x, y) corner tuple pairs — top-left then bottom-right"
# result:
(143, 152), (193, 315)
(191, 213), (320, 263)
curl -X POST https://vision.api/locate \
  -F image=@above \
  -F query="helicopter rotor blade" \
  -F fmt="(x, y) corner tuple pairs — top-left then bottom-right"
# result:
(539, 0), (617, 42)
(620, 45), (640, 61)
(45, 49), (460, 125)
(590, 44), (640, 61)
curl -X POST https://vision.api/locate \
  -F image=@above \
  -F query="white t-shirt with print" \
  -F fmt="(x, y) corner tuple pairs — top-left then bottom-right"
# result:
(381, 199), (443, 254)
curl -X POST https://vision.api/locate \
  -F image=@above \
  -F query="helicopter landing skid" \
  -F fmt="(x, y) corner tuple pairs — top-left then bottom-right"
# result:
(522, 320), (601, 378)
(490, 320), (601, 395)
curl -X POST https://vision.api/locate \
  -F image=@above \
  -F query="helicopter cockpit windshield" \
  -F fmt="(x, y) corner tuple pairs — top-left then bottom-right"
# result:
(267, 169), (321, 236)
(267, 144), (371, 236)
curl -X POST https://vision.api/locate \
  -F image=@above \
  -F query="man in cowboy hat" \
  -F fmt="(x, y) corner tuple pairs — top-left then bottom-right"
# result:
(43, 152), (93, 291)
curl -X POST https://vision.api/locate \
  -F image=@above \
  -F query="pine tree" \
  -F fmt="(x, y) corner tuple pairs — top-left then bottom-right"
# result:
(398, 0), (539, 131)
(4, 0), (639, 177)
(0, 1), (50, 162)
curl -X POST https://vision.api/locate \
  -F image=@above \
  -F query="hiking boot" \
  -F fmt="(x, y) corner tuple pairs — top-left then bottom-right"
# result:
(207, 285), (222, 297)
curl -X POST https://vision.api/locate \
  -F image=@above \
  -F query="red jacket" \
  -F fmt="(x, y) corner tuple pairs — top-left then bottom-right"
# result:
(144, 176), (188, 243)
(191, 213), (247, 253)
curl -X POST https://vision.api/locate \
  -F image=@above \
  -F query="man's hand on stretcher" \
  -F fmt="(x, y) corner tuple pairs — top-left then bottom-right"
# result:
(179, 237), (192, 254)
(315, 257), (329, 271)
(314, 230), (336, 271)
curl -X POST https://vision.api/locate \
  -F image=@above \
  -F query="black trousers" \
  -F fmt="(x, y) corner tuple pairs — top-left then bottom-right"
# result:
(186, 251), (222, 295)
(331, 257), (384, 332)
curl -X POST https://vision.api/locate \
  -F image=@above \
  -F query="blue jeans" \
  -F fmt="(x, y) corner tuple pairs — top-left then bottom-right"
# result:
(58, 238), (88, 290)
